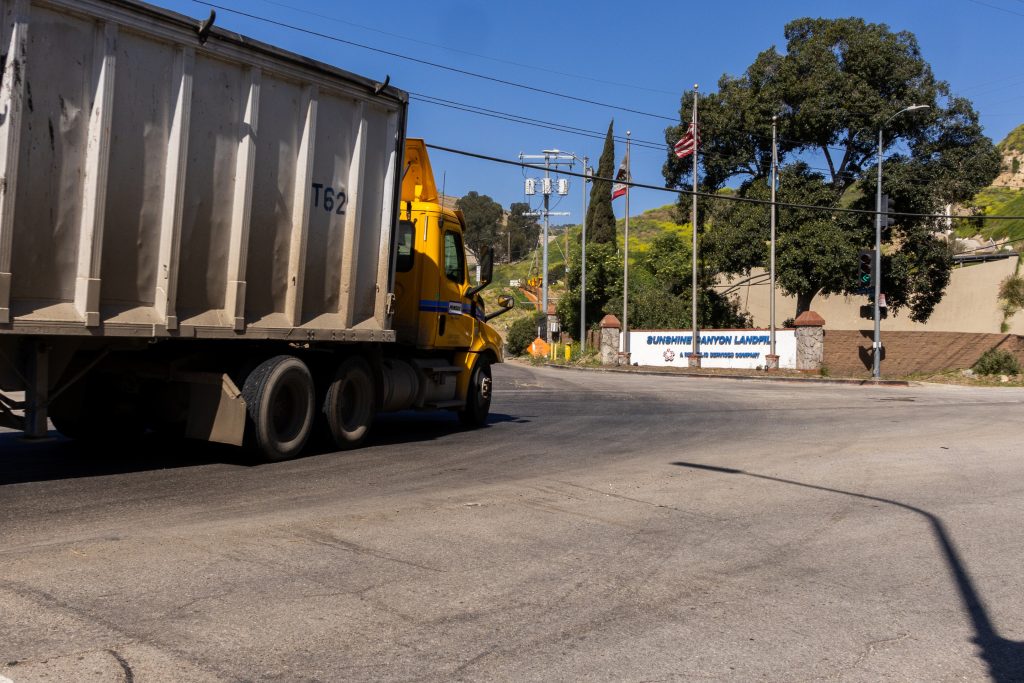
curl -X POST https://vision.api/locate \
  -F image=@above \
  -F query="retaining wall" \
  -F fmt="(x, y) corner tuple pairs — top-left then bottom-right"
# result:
(823, 330), (1024, 377)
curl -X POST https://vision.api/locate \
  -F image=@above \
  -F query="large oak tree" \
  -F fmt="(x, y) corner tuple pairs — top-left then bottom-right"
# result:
(663, 17), (1001, 321)
(456, 191), (503, 262)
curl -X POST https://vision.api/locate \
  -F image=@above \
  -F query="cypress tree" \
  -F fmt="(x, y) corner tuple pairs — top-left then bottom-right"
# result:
(587, 120), (617, 244)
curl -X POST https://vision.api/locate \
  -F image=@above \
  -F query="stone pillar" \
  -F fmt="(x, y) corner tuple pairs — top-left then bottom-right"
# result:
(793, 311), (825, 371)
(599, 314), (621, 366)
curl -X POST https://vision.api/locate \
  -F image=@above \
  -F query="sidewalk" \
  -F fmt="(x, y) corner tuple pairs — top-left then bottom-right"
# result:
(535, 361), (911, 387)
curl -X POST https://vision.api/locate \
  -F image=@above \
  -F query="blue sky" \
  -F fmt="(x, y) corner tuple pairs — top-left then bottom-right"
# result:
(152, 0), (1023, 220)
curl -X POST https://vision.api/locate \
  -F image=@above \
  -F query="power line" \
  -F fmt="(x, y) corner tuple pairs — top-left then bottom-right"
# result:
(410, 93), (667, 151)
(194, 2), (1004, 188)
(424, 142), (1024, 221)
(251, 0), (677, 96)
(191, 1), (678, 122)
(965, 0), (1024, 17)
(411, 91), (900, 176)
(197, 2), (976, 166)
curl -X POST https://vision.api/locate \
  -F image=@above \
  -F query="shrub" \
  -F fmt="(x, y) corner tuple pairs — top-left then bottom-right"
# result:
(506, 313), (544, 356)
(1000, 274), (1024, 311)
(972, 348), (1022, 376)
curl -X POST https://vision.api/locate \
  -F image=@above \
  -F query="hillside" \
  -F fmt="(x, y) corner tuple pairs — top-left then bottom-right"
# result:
(956, 124), (1024, 243)
(483, 204), (689, 337)
(998, 123), (1024, 154)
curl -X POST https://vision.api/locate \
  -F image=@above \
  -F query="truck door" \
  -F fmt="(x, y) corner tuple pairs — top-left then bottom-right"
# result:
(432, 226), (474, 349)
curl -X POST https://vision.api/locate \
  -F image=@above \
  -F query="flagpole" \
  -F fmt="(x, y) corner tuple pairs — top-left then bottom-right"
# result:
(689, 85), (701, 368)
(622, 131), (631, 357)
(767, 114), (779, 370)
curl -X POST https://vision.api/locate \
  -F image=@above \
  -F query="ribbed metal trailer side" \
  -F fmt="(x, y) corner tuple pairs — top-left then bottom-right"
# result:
(0, 0), (406, 341)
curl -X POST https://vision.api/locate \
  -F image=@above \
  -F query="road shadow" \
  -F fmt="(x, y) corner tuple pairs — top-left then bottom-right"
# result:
(0, 431), (247, 486)
(0, 412), (530, 486)
(671, 461), (1024, 682)
(366, 411), (530, 448)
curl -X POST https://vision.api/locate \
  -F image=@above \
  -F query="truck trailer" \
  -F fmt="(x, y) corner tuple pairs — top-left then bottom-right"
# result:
(0, 0), (513, 460)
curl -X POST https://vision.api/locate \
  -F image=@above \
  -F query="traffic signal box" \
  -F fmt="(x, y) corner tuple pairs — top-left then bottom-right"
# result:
(858, 249), (874, 288)
(880, 194), (896, 239)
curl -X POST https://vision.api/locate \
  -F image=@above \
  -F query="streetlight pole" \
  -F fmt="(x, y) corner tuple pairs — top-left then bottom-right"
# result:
(580, 156), (589, 351)
(768, 114), (779, 368)
(873, 104), (929, 378)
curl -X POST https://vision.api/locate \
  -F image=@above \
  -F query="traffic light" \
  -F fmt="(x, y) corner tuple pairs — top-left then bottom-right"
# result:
(858, 249), (875, 288)
(859, 301), (888, 320)
(880, 194), (896, 239)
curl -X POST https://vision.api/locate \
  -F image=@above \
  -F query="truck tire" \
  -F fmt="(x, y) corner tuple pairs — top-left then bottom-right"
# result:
(242, 355), (315, 461)
(323, 356), (375, 449)
(459, 357), (492, 428)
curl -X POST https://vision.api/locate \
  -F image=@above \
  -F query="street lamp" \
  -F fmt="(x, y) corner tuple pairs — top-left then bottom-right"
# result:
(873, 104), (929, 379)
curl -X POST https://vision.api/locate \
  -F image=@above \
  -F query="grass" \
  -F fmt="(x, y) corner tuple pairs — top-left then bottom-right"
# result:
(906, 368), (1024, 387)
(955, 186), (1024, 243)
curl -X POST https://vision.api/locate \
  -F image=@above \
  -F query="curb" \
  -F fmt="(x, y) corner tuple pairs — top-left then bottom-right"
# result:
(538, 362), (911, 387)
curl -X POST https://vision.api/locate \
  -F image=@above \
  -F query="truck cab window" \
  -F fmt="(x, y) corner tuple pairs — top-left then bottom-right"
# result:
(396, 221), (415, 272)
(444, 231), (465, 284)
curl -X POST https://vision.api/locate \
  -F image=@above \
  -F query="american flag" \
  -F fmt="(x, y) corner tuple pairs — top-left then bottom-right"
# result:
(674, 123), (700, 159)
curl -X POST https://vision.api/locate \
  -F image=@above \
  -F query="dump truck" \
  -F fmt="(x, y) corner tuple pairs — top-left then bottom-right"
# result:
(0, 0), (513, 460)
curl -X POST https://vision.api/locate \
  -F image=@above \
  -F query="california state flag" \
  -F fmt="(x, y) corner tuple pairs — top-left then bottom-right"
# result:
(611, 148), (630, 200)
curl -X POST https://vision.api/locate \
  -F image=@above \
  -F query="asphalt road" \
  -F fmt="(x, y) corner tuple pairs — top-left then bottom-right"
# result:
(2, 362), (1023, 682)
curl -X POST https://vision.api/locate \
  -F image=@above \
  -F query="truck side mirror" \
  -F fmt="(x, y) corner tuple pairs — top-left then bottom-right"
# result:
(485, 294), (516, 322)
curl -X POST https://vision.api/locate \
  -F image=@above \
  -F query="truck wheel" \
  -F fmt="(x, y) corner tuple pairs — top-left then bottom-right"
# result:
(459, 358), (492, 428)
(242, 355), (315, 461)
(323, 356), (375, 449)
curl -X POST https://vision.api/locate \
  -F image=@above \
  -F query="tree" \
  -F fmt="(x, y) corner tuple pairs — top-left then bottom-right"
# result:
(506, 202), (541, 262)
(456, 191), (503, 261)
(587, 120), (617, 244)
(557, 241), (620, 337)
(557, 230), (750, 336)
(664, 17), (1001, 321)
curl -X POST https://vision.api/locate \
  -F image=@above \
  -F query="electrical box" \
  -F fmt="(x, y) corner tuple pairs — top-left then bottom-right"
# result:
(542, 178), (553, 195)
(557, 178), (569, 195)
(525, 178), (536, 195)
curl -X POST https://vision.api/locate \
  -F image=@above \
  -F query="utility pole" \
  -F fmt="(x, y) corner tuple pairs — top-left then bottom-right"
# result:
(543, 154), (550, 328)
(622, 131), (631, 356)
(520, 150), (575, 341)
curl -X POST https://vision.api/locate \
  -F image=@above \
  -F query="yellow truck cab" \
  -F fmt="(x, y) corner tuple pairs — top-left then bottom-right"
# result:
(378, 139), (509, 427)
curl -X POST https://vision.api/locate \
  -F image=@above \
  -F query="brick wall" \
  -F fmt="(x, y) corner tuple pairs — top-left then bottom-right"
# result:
(823, 330), (1024, 377)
